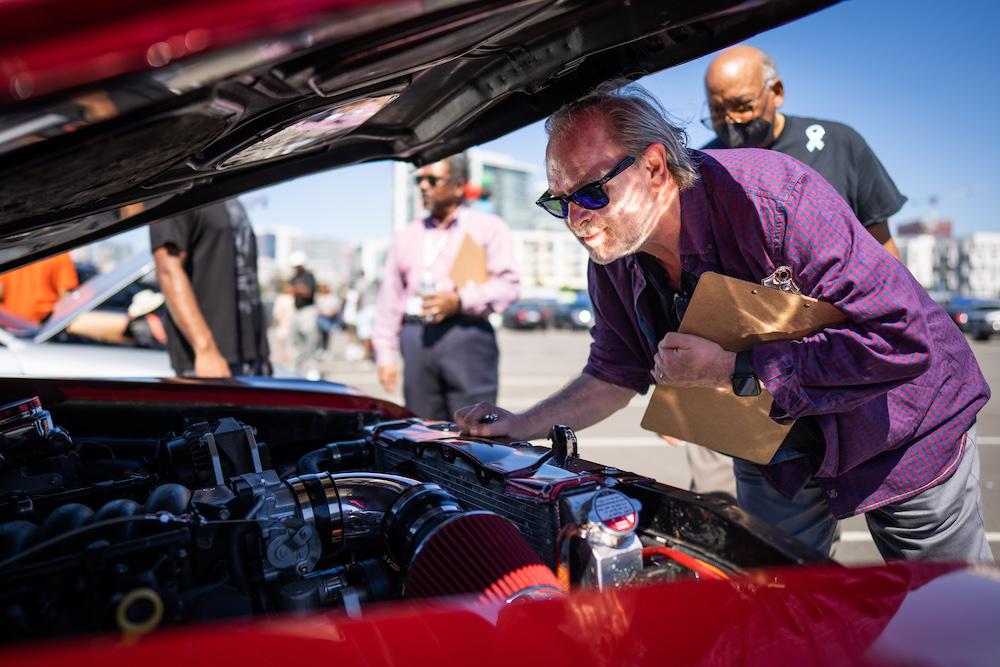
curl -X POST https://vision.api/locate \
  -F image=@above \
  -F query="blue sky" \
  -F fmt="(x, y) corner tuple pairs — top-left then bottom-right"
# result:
(247, 0), (999, 242)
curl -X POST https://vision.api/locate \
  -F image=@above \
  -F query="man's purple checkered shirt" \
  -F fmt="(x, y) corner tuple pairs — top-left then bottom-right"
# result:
(583, 148), (990, 518)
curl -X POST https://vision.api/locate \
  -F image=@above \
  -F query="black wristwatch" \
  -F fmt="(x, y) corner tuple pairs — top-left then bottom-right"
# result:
(731, 349), (761, 397)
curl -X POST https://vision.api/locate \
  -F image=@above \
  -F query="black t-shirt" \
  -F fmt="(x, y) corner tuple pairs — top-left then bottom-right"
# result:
(291, 270), (317, 309)
(705, 115), (906, 226)
(149, 200), (270, 375)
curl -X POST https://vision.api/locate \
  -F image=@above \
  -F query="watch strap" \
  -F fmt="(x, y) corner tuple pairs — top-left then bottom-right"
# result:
(731, 349), (761, 397)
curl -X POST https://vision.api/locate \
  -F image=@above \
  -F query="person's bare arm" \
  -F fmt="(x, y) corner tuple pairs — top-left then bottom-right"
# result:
(867, 220), (901, 260)
(454, 373), (635, 440)
(152, 245), (230, 377)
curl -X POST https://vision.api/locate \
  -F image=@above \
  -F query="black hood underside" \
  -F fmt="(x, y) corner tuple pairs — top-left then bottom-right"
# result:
(0, 0), (835, 271)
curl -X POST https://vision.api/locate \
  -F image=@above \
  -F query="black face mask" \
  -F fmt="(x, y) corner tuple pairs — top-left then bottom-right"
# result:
(716, 117), (773, 149)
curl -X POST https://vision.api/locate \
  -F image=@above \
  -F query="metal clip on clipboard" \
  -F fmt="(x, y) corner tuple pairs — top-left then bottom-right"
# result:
(761, 265), (802, 295)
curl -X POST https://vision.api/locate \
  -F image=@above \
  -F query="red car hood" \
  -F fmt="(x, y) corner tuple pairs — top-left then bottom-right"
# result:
(6, 561), (999, 667)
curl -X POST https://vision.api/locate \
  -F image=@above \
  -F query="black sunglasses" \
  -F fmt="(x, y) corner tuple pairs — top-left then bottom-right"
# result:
(535, 156), (636, 219)
(414, 174), (442, 187)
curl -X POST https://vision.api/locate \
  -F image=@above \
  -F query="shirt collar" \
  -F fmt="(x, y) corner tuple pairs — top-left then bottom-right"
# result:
(422, 205), (465, 230)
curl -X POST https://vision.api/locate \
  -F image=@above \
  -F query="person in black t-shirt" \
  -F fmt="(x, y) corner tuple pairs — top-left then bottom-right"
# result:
(702, 45), (906, 260)
(150, 200), (271, 377)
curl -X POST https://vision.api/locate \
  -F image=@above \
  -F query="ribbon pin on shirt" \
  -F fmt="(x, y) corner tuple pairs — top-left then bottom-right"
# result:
(805, 124), (826, 152)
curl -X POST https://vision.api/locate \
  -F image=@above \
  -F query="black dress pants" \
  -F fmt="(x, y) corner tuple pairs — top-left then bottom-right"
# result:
(399, 317), (499, 421)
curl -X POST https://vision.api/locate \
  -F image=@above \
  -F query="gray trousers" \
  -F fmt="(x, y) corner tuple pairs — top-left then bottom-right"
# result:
(733, 425), (993, 562)
(400, 318), (498, 421)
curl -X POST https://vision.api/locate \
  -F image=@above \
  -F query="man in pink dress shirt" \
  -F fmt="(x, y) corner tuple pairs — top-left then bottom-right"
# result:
(372, 154), (520, 420)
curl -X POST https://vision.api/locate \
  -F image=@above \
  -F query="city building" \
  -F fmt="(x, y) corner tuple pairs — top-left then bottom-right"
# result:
(897, 217), (1000, 298)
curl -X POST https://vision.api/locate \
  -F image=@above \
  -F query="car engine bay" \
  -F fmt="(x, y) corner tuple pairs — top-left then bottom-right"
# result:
(0, 391), (820, 643)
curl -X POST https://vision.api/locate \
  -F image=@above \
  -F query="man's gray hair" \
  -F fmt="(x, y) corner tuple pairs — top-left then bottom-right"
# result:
(760, 51), (779, 85)
(544, 83), (699, 190)
(443, 153), (469, 186)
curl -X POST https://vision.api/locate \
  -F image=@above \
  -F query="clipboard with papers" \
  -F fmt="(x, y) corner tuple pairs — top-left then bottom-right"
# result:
(640, 271), (846, 464)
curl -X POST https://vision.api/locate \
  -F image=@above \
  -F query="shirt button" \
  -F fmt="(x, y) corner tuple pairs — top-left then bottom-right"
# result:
(826, 489), (838, 499)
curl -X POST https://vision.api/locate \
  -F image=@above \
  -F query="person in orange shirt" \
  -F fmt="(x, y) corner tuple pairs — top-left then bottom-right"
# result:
(0, 253), (78, 323)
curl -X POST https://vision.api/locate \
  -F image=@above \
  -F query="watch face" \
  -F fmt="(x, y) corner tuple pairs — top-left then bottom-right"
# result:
(732, 375), (762, 397)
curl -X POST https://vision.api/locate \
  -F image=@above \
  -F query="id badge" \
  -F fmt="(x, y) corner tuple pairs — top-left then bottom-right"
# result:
(404, 294), (423, 317)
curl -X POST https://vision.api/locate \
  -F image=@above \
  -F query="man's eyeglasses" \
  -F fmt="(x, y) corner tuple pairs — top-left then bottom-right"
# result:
(414, 174), (442, 187)
(700, 79), (774, 130)
(535, 156), (636, 219)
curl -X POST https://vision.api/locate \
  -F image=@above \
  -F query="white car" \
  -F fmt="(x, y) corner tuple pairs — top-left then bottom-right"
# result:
(0, 252), (171, 377)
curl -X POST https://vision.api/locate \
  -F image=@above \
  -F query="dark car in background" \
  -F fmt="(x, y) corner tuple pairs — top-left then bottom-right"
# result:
(1, 0), (999, 664)
(503, 298), (556, 330)
(944, 298), (994, 332)
(968, 301), (1000, 340)
(553, 292), (595, 330)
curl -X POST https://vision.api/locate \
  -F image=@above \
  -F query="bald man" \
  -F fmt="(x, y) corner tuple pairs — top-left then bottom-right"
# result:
(704, 45), (904, 259)
(688, 45), (909, 504)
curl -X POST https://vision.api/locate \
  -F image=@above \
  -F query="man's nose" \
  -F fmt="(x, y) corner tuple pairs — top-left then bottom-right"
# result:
(565, 202), (590, 231)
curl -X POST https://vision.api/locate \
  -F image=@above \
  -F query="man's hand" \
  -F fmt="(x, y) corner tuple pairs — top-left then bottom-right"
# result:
(378, 364), (399, 393)
(453, 402), (532, 439)
(195, 348), (231, 378)
(652, 332), (735, 388)
(422, 290), (461, 323)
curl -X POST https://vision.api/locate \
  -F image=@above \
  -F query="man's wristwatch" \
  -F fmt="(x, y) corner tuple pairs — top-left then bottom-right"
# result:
(731, 349), (761, 397)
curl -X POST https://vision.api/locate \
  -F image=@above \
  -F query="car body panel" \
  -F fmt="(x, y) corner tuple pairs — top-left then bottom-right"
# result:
(0, 375), (413, 416)
(5, 561), (1000, 667)
(0, 339), (170, 378)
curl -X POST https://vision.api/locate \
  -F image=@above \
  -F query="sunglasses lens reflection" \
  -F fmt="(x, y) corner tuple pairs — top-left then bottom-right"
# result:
(574, 186), (608, 209)
(540, 198), (567, 218)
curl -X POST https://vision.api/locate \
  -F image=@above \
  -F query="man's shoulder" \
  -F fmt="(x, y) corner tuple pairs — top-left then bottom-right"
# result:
(696, 148), (808, 202)
(459, 206), (509, 229)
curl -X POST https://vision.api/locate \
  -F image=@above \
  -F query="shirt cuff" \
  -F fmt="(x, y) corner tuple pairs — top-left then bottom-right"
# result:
(372, 340), (399, 367)
(750, 340), (809, 419)
(456, 283), (488, 317)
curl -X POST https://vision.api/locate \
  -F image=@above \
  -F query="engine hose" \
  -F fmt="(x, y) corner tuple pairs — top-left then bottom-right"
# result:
(297, 439), (373, 474)
(642, 545), (730, 580)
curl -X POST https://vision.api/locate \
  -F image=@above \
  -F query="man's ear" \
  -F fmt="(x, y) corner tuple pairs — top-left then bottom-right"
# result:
(771, 78), (785, 110)
(645, 143), (671, 190)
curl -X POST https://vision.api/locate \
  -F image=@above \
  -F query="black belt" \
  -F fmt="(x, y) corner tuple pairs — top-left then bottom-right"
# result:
(402, 314), (488, 326)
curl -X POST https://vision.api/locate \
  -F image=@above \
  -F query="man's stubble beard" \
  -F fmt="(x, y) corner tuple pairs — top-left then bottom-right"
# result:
(582, 202), (657, 266)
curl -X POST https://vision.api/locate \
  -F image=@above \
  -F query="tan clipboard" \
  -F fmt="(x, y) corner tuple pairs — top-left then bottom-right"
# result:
(449, 233), (488, 287)
(640, 272), (846, 464)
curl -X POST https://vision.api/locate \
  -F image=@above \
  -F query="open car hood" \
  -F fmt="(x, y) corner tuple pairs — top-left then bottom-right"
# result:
(0, 0), (835, 272)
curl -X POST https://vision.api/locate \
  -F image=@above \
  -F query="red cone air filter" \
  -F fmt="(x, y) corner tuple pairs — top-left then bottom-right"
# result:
(405, 512), (562, 603)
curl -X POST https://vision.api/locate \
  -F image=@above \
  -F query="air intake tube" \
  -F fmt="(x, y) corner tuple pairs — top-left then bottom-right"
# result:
(283, 472), (561, 603)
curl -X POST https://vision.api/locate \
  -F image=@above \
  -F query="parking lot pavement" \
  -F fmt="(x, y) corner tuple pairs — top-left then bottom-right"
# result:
(323, 328), (1000, 564)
